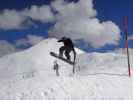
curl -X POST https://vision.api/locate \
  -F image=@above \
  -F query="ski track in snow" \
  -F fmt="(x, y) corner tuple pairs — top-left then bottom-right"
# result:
(0, 38), (132, 100)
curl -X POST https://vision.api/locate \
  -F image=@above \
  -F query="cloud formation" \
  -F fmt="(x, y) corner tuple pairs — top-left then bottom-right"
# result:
(0, 0), (121, 48)
(49, 0), (121, 48)
(0, 10), (26, 30)
(15, 35), (44, 47)
(22, 5), (55, 23)
(128, 35), (133, 41)
(0, 5), (55, 30)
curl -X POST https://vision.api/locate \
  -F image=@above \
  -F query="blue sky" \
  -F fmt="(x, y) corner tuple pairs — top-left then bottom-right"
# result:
(0, 0), (133, 54)
(94, 0), (133, 48)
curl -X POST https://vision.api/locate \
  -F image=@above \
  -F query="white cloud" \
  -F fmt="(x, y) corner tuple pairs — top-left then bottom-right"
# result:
(51, 0), (97, 18)
(22, 5), (55, 23)
(0, 40), (17, 57)
(0, 5), (55, 30)
(16, 35), (44, 46)
(0, 0), (121, 48)
(88, 21), (120, 48)
(128, 35), (133, 41)
(0, 10), (26, 30)
(49, 0), (121, 48)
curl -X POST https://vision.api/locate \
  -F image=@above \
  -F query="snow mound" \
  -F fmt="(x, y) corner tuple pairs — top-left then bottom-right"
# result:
(0, 38), (84, 80)
(76, 52), (130, 76)
(0, 38), (133, 100)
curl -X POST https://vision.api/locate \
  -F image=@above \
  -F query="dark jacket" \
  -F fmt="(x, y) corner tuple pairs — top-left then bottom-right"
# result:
(58, 37), (74, 49)
(58, 37), (76, 63)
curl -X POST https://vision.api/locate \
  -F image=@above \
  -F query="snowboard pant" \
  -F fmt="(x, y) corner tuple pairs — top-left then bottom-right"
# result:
(59, 46), (71, 60)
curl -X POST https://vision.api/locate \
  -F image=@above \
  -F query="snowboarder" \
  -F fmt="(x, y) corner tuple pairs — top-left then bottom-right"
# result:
(58, 37), (76, 64)
(53, 60), (59, 76)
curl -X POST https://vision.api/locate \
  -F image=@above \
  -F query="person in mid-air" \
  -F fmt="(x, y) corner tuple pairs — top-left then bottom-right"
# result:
(58, 37), (76, 63)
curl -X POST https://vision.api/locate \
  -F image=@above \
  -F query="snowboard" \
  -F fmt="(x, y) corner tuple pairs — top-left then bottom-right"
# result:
(50, 52), (74, 65)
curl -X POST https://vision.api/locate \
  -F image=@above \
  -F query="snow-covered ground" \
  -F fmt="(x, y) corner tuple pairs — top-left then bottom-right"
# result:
(0, 38), (132, 100)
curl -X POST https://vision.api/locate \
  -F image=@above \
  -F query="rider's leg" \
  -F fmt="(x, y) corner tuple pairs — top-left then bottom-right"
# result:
(65, 48), (71, 60)
(59, 46), (65, 57)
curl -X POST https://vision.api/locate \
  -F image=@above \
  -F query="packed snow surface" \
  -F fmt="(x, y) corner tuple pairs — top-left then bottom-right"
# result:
(0, 38), (133, 100)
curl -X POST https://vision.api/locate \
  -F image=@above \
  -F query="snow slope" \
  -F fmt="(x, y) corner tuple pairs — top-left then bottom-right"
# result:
(0, 38), (133, 100)
(0, 38), (84, 80)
